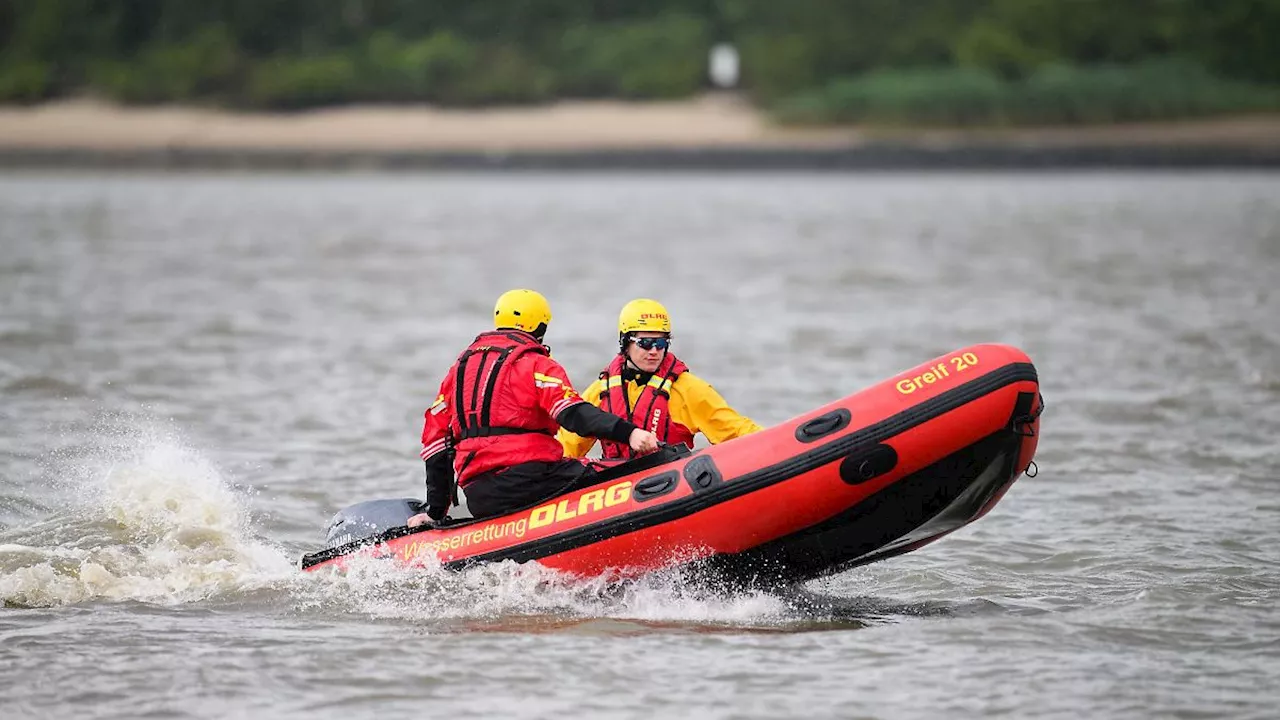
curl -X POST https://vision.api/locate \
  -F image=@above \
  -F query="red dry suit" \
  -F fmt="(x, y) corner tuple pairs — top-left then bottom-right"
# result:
(420, 330), (584, 485)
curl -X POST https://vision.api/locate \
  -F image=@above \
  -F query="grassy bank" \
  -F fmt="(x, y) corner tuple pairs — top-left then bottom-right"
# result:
(771, 61), (1280, 127)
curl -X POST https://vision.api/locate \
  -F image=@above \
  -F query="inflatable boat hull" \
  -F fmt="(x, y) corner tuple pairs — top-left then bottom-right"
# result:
(301, 344), (1042, 585)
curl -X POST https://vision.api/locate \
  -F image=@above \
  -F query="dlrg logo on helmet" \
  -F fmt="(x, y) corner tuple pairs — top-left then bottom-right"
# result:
(618, 299), (673, 335)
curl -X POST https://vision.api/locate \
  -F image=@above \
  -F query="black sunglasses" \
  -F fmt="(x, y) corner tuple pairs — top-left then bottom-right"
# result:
(632, 337), (671, 351)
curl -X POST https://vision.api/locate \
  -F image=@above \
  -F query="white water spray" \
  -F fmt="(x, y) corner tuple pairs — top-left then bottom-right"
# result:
(0, 421), (295, 608)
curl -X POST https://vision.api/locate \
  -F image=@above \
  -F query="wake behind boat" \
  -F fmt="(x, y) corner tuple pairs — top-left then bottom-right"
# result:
(301, 344), (1043, 586)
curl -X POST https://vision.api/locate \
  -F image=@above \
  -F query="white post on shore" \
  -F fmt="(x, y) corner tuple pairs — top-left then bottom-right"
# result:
(709, 43), (740, 89)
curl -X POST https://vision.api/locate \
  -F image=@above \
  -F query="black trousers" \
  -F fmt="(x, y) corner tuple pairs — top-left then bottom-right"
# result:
(462, 460), (598, 519)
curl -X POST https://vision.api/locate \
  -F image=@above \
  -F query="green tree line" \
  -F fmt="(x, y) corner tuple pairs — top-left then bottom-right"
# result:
(2, 0), (1278, 124)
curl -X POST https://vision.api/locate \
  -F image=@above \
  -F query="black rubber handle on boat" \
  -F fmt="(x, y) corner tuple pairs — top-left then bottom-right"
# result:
(796, 409), (852, 443)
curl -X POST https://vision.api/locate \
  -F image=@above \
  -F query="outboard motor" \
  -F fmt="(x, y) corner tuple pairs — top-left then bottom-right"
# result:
(324, 498), (422, 550)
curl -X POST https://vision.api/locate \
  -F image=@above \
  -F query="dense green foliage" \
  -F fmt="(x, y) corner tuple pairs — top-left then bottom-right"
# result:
(776, 61), (1280, 126)
(2, 0), (1278, 124)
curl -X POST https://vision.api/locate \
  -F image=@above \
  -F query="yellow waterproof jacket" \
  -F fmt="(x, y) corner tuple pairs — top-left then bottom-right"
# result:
(558, 370), (763, 458)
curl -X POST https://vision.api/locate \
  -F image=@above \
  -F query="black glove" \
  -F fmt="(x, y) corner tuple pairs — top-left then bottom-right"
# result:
(424, 457), (453, 521)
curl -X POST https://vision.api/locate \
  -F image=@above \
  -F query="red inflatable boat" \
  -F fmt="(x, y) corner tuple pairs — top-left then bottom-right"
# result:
(301, 344), (1042, 585)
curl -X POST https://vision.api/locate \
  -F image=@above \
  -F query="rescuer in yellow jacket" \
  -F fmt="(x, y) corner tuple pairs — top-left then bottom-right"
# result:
(558, 298), (763, 460)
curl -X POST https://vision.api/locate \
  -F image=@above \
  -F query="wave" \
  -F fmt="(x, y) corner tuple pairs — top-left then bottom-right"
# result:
(3, 374), (90, 396)
(0, 429), (295, 608)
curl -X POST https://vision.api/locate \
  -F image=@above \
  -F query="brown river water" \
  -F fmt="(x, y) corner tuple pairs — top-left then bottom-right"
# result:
(1, 171), (1278, 719)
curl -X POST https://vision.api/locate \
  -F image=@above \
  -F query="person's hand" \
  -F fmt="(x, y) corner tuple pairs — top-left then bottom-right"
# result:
(629, 429), (660, 455)
(406, 513), (434, 528)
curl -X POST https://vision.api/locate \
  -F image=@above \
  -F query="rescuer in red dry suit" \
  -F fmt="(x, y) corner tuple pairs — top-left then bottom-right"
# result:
(407, 289), (659, 526)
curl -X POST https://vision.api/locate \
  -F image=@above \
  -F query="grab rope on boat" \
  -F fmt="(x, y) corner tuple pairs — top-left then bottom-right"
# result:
(1010, 392), (1045, 437)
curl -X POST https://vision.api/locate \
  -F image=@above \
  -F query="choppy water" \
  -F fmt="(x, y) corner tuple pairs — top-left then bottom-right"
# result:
(1, 171), (1278, 719)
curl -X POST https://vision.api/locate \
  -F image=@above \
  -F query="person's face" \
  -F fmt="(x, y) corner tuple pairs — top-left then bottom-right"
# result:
(626, 332), (670, 374)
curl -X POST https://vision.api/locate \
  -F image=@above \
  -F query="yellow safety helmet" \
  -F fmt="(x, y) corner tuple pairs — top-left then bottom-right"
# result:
(618, 298), (672, 335)
(494, 289), (552, 337)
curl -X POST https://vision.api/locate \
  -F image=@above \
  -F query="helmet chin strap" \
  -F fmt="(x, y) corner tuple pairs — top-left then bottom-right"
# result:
(621, 361), (650, 385)
(620, 341), (659, 384)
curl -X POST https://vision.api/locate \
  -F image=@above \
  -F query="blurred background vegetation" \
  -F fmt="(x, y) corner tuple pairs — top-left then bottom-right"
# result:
(2, 0), (1278, 126)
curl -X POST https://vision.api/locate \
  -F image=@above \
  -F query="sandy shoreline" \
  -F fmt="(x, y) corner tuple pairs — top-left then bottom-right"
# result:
(3, 95), (1280, 169)
(0, 96), (860, 151)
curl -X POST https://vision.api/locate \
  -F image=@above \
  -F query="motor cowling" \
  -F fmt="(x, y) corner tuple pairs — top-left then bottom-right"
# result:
(324, 498), (421, 550)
